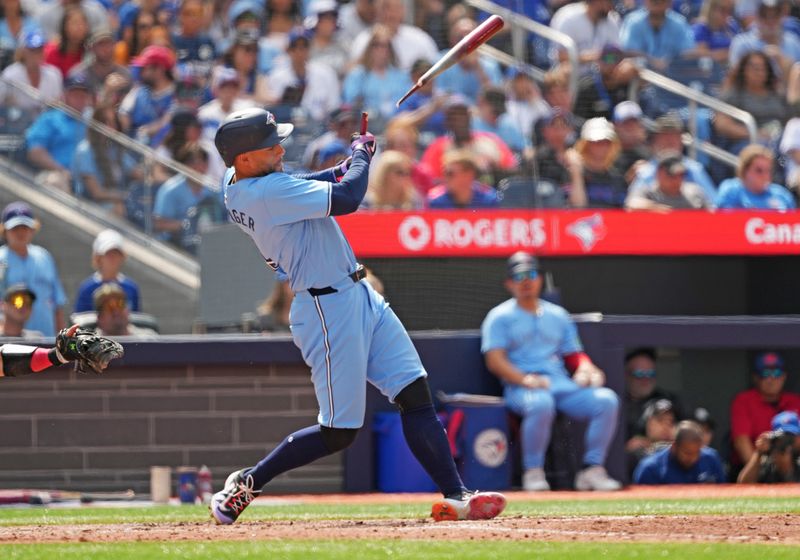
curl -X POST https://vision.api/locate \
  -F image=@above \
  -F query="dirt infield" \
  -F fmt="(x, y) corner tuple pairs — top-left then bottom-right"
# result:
(2, 485), (800, 545)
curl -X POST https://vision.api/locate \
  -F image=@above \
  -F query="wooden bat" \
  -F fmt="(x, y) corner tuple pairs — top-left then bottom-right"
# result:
(396, 15), (504, 107)
(360, 112), (369, 135)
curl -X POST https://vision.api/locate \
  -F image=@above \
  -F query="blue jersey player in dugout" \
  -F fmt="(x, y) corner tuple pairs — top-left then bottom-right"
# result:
(210, 107), (506, 524)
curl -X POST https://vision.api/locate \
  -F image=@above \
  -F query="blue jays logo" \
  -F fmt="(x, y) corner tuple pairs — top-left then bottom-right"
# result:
(473, 429), (508, 468)
(567, 213), (607, 252)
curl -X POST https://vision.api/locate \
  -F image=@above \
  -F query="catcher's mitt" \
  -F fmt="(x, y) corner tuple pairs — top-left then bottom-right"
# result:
(56, 325), (125, 374)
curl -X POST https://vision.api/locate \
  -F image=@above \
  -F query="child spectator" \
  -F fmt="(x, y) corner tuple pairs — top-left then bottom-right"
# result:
(74, 229), (141, 314)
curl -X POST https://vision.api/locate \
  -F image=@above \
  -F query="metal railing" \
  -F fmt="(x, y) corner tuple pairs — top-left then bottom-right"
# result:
(465, 0), (579, 104)
(631, 67), (757, 165)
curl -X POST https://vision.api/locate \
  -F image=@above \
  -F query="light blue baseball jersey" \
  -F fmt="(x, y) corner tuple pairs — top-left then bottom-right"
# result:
(223, 168), (357, 292)
(481, 298), (583, 379)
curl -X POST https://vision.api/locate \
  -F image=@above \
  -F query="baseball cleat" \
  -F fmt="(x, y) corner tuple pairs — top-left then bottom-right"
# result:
(574, 465), (622, 491)
(430, 490), (506, 522)
(210, 469), (260, 525)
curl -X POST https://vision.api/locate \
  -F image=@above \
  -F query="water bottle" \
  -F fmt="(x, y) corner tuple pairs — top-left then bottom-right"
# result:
(197, 465), (213, 505)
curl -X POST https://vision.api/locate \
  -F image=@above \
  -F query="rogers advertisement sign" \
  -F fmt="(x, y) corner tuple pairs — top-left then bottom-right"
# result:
(335, 210), (800, 257)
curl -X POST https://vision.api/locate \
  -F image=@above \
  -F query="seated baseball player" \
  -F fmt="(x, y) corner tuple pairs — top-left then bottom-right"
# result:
(0, 325), (124, 378)
(481, 251), (622, 492)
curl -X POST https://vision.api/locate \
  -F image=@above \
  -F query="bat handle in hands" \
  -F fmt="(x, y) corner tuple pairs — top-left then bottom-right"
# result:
(351, 111), (376, 161)
(360, 112), (368, 135)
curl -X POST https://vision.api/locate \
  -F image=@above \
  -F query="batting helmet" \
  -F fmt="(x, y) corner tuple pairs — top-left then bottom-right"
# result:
(214, 108), (294, 167)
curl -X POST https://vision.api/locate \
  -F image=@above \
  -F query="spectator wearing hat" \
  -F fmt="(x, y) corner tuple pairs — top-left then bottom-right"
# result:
(153, 143), (224, 248)
(306, 0), (348, 77)
(473, 86), (529, 154)
(25, 72), (91, 192)
(625, 152), (711, 210)
(626, 397), (678, 476)
(729, 0), (800, 77)
(342, 24), (407, 121)
(482, 251), (622, 492)
(71, 103), (139, 215)
(118, 44), (177, 146)
(525, 110), (583, 208)
(628, 113), (717, 202)
(0, 202), (67, 336)
(92, 283), (155, 337)
(198, 66), (257, 149)
(267, 26), (340, 123)
(633, 420), (725, 484)
(0, 29), (63, 111)
(427, 149), (498, 209)
(365, 150), (424, 210)
(433, 17), (503, 105)
(730, 351), (800, 469)
(620, 0), (696, 72)
(549, 0), (622, 69)
(738, 410), (800, 483)
(300, 104), (359, 171)
(313, 139), (349, 172)
(74, 229), (141, 314)
(573, 44), (638, 122)
(35, 0), (110, 45)
(419, 95), (517, 182)
(715, 144), (795, 210)
(623, 348), (686, 441)
(214, 30), (261, 100)
(68, 27), (131, 95)
(349, 0), (438, 72)
(692, 407), (716, 449)
(171, 0), (216, 88)
(612, 101), (650, 182)
(42, 5), (89, 77)
(1, 284), (43, 338)
(569, 117), (627, 208)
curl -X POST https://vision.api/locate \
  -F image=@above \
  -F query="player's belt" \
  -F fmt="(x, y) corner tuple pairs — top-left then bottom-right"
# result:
(306, 265), (367, 296)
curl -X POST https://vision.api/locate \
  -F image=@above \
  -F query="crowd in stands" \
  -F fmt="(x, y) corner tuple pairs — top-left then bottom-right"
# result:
(1, 0), (800, 255)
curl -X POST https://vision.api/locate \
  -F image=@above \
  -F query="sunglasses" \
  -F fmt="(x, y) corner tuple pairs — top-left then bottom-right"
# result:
(510, 270), (539, 282)
(630, 368), (656, 379)
(8, 294), (32, 309)
(758, 368), (784, 379)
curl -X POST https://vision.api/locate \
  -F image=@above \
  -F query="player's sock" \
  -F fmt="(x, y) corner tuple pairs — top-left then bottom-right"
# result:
(246, 425), (331, 489)
(401, 403), (465, 497)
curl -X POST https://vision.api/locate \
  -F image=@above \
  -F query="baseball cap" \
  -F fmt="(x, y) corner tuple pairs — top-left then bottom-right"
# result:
(92, 229), (125, 256)
(64, 73), (92, 92)
(692, 407), (716, 430)
(772, 411), (800, 435)
(654, 113), (684, 134)
(287, 26), (312, 47)
(304, 0), (339, 29)
(506, 251), (540, 277)
(22, 29), (45, 49)
(539, 108), (573, 127)
(657, 151), (687, 175)
(329, 104), (358, 125)
(755, 351), (785, 374)
(643, 398), (675, 421)
(212, 67), (241, 91)
(227, 0), (264, 24)
(232, 28), (259, 47)
(171, 107), (201, 128)
(317, 139), (349, 162)
(131, 45), (176, 71)
(93, 283), (127, 311)
(3, 283), (36, 303)
(1, 201), (38, 230)
(88, 27), (114, 47)
(613, 101), (643, 123)
(580, 117), (616, 142)
(759, 0), (784, 10)
(444, 94), (471, 112)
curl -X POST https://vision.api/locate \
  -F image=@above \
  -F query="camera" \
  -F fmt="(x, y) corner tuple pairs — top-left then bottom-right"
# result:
(767, 430), (796, 454)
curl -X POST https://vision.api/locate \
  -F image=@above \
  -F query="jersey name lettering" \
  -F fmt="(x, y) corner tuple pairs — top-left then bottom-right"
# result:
(229, 209), (255, 231)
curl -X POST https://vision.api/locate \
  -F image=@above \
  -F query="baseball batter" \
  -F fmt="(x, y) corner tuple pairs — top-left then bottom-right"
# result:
(210, 108), (505, 524)
(481, 252), (622, 492)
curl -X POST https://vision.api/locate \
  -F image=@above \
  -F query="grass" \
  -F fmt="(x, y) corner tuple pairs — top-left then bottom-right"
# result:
(0, 496), (799, 526)
(2, 541), (799, 560)
(0, 496), (798, 559)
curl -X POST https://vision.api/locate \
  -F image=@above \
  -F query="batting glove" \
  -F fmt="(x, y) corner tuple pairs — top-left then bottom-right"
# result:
(350, 133), (376, 160)
(333, 156), (352, 182)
